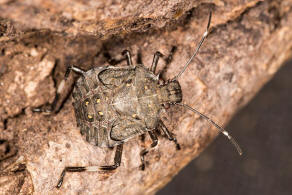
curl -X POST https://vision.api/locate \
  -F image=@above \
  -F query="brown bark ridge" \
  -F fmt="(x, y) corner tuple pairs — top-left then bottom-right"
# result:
(0, 0), (292, 194)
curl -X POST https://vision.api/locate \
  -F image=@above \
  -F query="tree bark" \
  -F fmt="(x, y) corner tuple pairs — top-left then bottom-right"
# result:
(0, 0), (292, 194)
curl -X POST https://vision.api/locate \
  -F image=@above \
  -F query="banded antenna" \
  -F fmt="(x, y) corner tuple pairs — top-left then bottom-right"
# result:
(171, 12), (242, 155)
(175, 103), (243, 155)
(172, 12), (212, 81)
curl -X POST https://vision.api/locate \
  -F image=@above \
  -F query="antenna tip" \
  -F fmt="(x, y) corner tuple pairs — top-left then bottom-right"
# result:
(207, 11), (212, 29)
(235, 145), (243, 156)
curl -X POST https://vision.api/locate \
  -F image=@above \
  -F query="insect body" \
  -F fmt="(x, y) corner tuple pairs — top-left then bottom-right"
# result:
(72, 64), (181, 147)
(34, 12), (242, 188)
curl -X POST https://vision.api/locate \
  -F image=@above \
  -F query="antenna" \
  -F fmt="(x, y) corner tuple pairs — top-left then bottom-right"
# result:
(175, 103), (243, 155)
(172, 12), (212, 81)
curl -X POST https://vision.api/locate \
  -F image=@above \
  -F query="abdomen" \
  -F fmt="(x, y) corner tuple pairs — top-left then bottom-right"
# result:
(72, 67), (122, 147)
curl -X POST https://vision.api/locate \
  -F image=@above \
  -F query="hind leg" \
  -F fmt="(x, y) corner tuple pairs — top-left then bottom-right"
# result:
(33, 65), (85, 114)
(56, 144), (123, 188)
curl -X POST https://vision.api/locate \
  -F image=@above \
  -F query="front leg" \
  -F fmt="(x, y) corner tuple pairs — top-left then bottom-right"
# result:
(158, 120), (181, 150)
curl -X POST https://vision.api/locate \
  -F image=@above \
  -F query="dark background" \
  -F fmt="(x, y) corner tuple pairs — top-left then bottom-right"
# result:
(158, 60), (292, 195)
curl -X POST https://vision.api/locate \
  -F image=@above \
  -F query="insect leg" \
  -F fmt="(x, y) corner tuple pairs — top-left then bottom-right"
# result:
(151, 51), (163, 73)
(136, 50), (143, 64)
(122, 50), (133, 66)
(165, 46), (177, 65)
(64, 65), (86, 78)
(99, 144), (123, 170)
(56, 166), (86, 188)
(140, 131), (158, 170)
(33, 65), (85, 114)
(103, 50), (126, 65)
(158, 120), (181, 150)
(159, 46), (177, 79)
(56, 144), (123, 188)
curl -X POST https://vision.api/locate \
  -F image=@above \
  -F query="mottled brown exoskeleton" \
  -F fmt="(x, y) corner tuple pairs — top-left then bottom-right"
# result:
(34, 12), (242, 188)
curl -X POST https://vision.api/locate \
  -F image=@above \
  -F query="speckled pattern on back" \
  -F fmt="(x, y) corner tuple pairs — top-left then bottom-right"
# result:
(72, 64), (182, 147)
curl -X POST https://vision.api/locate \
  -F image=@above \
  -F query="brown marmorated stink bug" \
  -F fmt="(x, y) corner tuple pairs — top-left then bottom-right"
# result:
(33, 12), (242, 188)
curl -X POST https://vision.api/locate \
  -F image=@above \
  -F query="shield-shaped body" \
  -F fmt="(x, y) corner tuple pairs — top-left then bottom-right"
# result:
(72, 65), (165, 147)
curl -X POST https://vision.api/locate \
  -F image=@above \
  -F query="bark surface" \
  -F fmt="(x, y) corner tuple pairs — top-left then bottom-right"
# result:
(0, 0), (292, 194)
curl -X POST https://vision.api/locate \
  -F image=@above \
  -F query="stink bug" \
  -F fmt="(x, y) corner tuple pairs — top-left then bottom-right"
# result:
(33, 12), (242, 188)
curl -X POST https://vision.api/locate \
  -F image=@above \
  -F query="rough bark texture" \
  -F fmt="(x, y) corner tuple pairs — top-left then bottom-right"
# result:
(0, 0), (292, 194)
